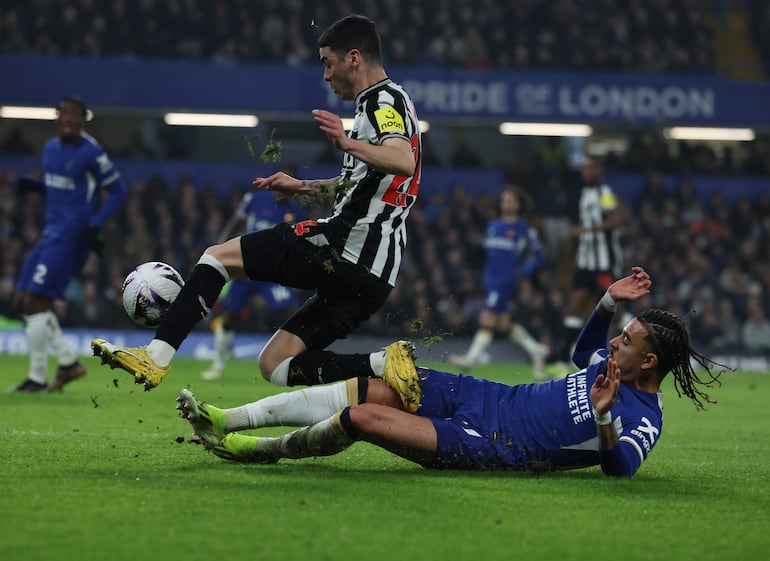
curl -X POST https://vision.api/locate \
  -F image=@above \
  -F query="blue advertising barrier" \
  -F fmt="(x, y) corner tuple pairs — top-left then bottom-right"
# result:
(0, 327), (269, 361)
(2, 55), (770, 126)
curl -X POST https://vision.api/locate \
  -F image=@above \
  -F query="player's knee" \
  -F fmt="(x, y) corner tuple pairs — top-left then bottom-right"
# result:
(363, 379), (403, 409)
(347, 404), (383, 435)
(256, 352), (276, 382)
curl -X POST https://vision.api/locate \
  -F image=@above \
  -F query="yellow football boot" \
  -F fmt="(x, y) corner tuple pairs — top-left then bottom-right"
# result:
(91, 338), (170, 390)
(381, 340), (422, 413)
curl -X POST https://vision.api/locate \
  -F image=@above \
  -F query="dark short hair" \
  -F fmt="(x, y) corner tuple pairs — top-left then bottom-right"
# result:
(59, 95), (87, 117)
(318, 14), (382, 63)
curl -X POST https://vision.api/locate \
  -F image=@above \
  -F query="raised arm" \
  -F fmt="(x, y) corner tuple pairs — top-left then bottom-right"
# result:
(572, 267), (652, 368)
(312, 108), (416, 177)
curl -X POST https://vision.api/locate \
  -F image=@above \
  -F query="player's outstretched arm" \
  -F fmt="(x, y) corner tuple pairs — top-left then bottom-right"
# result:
(252, 172), (342, 197)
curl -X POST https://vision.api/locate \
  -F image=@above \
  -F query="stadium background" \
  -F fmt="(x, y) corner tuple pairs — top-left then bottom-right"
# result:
(1, 0), (769, 369)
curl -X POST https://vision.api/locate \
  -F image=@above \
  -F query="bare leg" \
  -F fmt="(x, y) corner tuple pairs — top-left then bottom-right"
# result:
(351, 403), (438, 466)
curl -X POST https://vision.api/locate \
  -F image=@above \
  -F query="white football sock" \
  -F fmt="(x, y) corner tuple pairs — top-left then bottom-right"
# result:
(224, 378), (356, 431)
(510, 323), (546, 358)
(44, 310), (76, 366)
(146, 339), (176, 367)
(369, 349), (386, 377)
(464, 329), (493, 366)
(256, 412), (354, 460)
(23, 312), (49, 384)
(266, 356), (292, 386)
(212, 326), (234, 371)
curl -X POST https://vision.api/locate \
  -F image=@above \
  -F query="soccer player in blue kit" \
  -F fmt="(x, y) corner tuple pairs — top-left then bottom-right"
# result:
(448, 187), (549, 378)
(177, 266), (723, 477)
(9, 96), (126, 392)
(201, 188), (305, 380)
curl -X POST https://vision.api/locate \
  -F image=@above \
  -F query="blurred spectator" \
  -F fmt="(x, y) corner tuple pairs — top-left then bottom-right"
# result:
(1, 127), (34, 154)
(2, 162), (770, 356)
(741, 296), (770, 353)
(1, 0), (718, 74)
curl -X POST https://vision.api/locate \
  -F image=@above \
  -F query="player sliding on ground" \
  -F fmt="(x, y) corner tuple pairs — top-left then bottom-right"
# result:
(177, 267), (724, 477)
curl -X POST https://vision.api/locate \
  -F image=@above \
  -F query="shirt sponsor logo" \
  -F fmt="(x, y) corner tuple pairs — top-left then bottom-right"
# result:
(631, 417), (659, 453)
(374, 107), (405, 134)
(45, 173), (75, 190)
(566, 372), (592, 424)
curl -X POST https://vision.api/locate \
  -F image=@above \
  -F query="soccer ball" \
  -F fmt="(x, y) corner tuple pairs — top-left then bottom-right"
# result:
(122, 261), (184, 327)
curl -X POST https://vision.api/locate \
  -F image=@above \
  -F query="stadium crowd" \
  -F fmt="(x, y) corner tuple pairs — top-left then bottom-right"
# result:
(1, 0), (769, 358)
(2, 0), (720, 73)
(1, 155), (769, 356)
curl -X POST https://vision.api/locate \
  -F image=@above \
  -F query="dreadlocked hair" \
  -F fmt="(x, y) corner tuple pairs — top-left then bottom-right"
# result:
(636, 309), (729, 410)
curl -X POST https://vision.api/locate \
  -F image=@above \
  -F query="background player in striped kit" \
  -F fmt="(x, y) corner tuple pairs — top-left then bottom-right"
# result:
(92, 14), (422, 392)
(10, 96), (126, 392)
(548, 156), (624, 377)
(448, 186), (549, 378)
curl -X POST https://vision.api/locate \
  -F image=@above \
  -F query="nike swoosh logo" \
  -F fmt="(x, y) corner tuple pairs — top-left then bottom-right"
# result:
(198, 295), (211, 318)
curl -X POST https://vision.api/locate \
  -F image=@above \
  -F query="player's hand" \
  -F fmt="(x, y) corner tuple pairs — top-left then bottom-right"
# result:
(312, 109), (348, 150)
(86, 226), (105, 256)
(607, 266), (651, 302)
(17, 176), (46, 195)
(252, 172), (302, 195)
(590, 356), (620, 414)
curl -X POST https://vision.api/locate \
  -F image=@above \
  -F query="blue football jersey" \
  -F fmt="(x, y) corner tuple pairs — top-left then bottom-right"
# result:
(496, 356), (663, 475)
(17, 131), (125, 299)
(482, 218), (543, 286)
(41, 131), (122, 239)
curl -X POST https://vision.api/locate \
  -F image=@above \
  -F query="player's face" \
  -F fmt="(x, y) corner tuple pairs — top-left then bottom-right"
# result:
(319, 46), (355, 101)
(57, 101), (85, 142)
(581, 159), (601, 185)
(499, 191), (520, 216)
(608, 318), (654, 381)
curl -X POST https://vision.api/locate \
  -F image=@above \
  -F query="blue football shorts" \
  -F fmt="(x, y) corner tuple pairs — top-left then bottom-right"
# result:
(17, 235), (90, 300)
(416, 368), (510, 470)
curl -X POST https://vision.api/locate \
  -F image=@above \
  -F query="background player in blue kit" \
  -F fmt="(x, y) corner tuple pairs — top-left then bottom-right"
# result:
(9, 96), (127, 392)
(448, 187), (548, 378)
(177, 266), (723, 477)
(201, 188), (305, 380)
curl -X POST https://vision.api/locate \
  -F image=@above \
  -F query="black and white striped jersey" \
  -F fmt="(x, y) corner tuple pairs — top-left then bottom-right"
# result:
(316, 78), (421, 286)
(575, 184), (623, 275)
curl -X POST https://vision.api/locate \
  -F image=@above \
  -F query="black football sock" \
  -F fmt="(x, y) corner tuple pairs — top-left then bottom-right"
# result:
(287, 351), (374, 386)
(155, 264), (227, 349)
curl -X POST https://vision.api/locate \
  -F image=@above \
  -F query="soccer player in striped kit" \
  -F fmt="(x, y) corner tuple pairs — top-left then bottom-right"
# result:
(548, 156), (623, 377)
(93, 14), (423, 399)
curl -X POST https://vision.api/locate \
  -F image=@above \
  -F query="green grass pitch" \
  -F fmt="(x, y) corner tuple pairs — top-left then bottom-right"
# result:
(1, 354), (768, 561)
